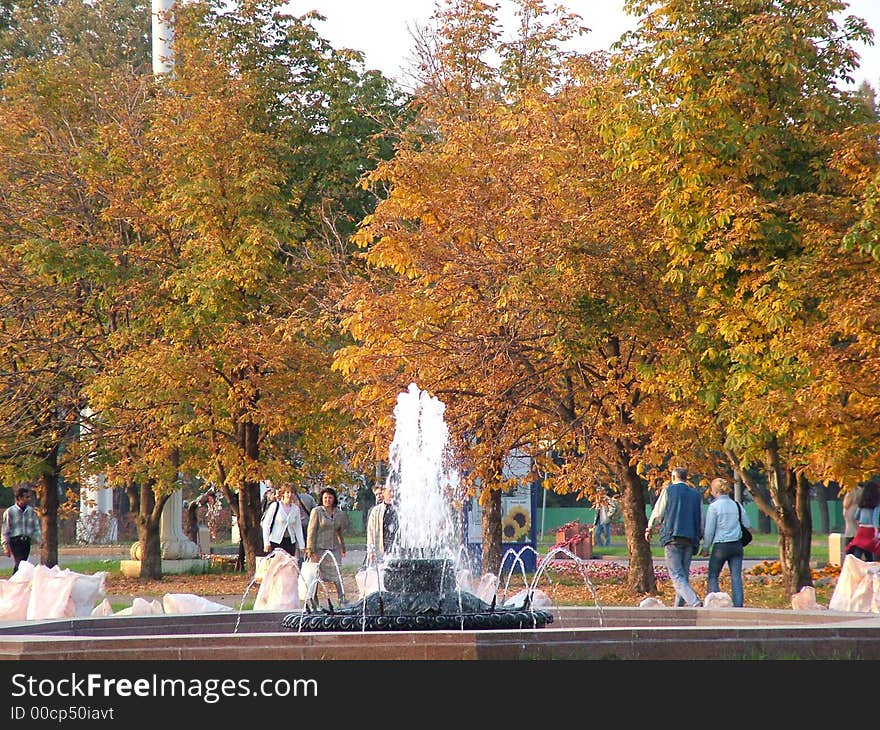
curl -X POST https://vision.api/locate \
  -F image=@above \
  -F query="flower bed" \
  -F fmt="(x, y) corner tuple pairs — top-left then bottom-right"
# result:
(542, 559), (711, 583)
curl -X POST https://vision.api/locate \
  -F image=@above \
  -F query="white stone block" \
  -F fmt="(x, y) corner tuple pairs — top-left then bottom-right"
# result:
(828, 533), (846, 567)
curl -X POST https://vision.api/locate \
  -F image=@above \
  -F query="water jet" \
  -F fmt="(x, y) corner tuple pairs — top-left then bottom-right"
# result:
(283, 384), (552, 632)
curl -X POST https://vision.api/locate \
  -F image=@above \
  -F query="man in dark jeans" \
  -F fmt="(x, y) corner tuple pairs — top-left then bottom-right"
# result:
(644, 467), (704, 607)
(2, 487), (42, 573)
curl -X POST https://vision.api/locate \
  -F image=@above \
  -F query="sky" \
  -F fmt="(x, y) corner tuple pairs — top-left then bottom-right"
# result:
(286, 0), (880, 91)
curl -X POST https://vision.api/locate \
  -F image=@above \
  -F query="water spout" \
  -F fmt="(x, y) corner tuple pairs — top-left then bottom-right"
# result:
(282, 384), (552, 632)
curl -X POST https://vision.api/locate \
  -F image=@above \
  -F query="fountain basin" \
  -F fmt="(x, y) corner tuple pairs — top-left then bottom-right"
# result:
(284, 557), (554, 631)
(2, 606), (879, 660)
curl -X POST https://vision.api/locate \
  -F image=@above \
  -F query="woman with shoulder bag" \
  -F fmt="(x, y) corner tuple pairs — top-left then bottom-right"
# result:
(261, 484), (305, 559)
(700, 477), (750, 607)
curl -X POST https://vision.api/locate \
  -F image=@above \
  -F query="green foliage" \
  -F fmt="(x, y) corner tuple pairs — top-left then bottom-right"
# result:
(613, 0), (880, 593)
(0, 0), (150, 71)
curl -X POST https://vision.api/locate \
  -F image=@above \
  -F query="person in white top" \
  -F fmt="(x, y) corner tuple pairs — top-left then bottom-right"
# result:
(261, 483), (305, 559)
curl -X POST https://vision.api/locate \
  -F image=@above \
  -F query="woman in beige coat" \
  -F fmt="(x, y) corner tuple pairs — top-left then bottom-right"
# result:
(306, 486), (347, 605)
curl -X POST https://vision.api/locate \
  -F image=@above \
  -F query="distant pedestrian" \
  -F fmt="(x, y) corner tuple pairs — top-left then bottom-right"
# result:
(645, 467), (703, 607)
(700, 477), (750, 607)
(845, 479), (880, 562)
(260, 485), (276, 516)
(366, 484), (398, 566)
(592, 487), (617, 547)
(2, 487), (42, 574)
(843, 483), (864, 546)
(293, 486), (316, 537)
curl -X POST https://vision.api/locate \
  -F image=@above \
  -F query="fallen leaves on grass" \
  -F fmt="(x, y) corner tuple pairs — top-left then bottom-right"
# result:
(106, 570), (363, 601)
(107, 572), (255, 598)
(105, 559), (840, 611)
(529, 560), (839, 609)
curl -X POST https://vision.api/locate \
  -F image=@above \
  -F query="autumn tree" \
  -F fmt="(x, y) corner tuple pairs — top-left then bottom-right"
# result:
(0, 0), (150, 566)
(335, 0), (689, 593)
(0, 0), (149, 70)
(84, 0), (404, 574)
(613, 0), (879, 593)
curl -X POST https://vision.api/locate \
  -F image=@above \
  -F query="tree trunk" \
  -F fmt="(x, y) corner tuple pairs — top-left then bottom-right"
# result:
(238, 479), (262, 573)
(35, 445), (61, 568)
(617, 462), (656, 594)
(771, 463), (813, 595)
(730, 438), (813, 594)
(127, 479), (166, 580)
(236, 419), (262, 574)
(826, 482), (842, 532)
(137, 513), (163, 579)
(481, 487), (502, 575)
(758, 440), (812, 594)
(792, 470), (814, 590)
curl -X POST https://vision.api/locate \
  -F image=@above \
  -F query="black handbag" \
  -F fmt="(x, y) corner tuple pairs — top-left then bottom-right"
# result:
(735, 502), (753, 546)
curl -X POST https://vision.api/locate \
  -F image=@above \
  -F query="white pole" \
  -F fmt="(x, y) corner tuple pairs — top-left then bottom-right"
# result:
(540, 474), (547, 539)
(152, 0), (174, 76)
(149, 0), (198, 561)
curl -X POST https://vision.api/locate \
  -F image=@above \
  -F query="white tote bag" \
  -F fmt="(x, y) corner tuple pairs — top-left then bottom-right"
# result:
(298, 560), (320, 603)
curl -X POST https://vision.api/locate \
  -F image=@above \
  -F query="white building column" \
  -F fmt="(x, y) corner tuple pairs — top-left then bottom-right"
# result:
(77, 407), (118, 544)
(149, 0), (198, 561)
(159, 488), (198, 559)
(152, 0), (174, 75)
(76, 472), (118, 544)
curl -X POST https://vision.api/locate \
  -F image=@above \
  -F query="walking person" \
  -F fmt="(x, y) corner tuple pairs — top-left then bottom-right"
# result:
(700, 477), (750, 607)
(305, 486), (347, 606)
(2, 487), (41, 574)
(843, 483), (864, 547)
(365, 484), (398, 566)
(293, 486), (316, 541)
(645, 467), (704, 607)
(592, 487), (617, 547)
(845, 479), (880, 562)
(261, 484), (305, 559)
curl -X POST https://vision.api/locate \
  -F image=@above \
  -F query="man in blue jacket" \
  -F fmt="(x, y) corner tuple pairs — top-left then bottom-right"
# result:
(644, 467), (703, 607)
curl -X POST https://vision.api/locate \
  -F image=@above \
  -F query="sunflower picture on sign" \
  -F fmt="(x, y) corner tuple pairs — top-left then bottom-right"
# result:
(502, 517), (521, 540)
(501, 505), (531, 541)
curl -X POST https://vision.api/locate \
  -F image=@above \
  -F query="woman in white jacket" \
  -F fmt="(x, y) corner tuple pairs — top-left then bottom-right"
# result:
(261, 484), (305, 558)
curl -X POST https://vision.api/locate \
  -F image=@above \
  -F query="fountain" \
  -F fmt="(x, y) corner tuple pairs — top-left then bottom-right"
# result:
(0, 397), (876, 660)
(281, 383), (553, 631)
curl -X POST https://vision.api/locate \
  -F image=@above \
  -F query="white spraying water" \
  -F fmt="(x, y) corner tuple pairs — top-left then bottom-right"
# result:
(386, 383), (460, 560)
